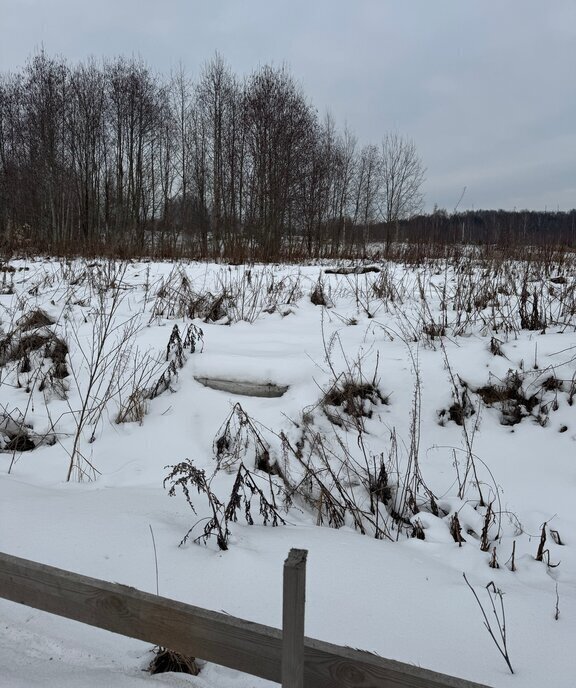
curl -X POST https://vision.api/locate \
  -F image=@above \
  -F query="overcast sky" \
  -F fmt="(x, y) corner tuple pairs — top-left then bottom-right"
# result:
(1, 0), (574, 212)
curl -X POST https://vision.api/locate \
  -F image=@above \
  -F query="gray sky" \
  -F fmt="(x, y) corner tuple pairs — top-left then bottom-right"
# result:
(1, 0), (575, 212)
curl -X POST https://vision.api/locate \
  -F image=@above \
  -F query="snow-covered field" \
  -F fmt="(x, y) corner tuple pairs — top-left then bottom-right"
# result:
(1, 255), (575, 687)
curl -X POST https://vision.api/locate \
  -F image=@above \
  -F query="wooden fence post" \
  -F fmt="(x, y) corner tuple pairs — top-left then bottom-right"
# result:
(282, 548), (308, 688)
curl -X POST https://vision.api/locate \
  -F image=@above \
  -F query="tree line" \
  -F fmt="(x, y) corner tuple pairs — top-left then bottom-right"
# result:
(0, 52), (425, 259)
(378, 209), (576, 248)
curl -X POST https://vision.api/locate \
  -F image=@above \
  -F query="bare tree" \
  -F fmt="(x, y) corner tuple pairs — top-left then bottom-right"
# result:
(22, 52), (72, 246)
(352, 144), (381, 250)
(67, 59), (107, 244)
(331, 126), (357, 252)
(380, 133), (425, 226)
(244, 64), (316, 255)
(0, 51), (431, 259)
(196, 53), (244, 254)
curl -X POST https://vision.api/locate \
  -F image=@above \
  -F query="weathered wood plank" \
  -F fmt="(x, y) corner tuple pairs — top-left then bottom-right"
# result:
(0, 551), (282, 679)
(194, 376), (289, 397)
(0, 551), (492, 688)
(282, 549), (307, 688)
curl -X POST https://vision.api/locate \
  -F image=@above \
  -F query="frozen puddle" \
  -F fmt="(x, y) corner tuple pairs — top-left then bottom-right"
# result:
(194, 376), (289, 398)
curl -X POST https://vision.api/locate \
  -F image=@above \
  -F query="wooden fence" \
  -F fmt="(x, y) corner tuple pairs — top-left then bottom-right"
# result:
(0, 549), (491, 688)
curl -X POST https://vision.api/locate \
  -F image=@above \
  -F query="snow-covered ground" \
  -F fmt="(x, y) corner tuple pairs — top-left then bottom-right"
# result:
(1, 256), (575, 687)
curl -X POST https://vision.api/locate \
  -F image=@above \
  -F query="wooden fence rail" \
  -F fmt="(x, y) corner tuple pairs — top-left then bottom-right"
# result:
(0, 549), (491, 688)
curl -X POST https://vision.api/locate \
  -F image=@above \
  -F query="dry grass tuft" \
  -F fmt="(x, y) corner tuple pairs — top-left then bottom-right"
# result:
(475, 371), (537, 425)
(17, 309), (55, 331)
(323, 379), (387, 421)
(147, 646), (199, 676)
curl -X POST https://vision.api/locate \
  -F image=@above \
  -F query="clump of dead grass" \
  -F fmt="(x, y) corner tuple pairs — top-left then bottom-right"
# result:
(475, 370), (537, 425)
(323, 377), (387, 427)
(147, 646), (199, 676)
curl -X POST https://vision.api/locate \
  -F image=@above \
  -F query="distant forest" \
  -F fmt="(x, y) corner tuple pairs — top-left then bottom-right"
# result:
(372, 209), (576, 248)
(0, 52), (574, 260)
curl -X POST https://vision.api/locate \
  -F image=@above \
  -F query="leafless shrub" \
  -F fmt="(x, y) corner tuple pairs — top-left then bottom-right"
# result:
(393, 345), (441, 527)
(216, 267), (303, 322)
(333, 271), (387, 319)
(279, 426), (390, 538)
(62, 268), (151, 481)
(116, 390), (148, 425)
(148, 360), (179, 401)
(372, 264), (407, 304)
(310, 276), (331, 306)
(164, 460), (229, 550)
(148, 324), (203, 400)
(279, 391), (438, 542)
(149, 268), (231, 324)
(224, 462), (287, 528)
(115, 351), (164, 424)
(319, 325), (386, 432)
(150, 266), (303, 326)
(519, 285), (546, 331)
(438, 344), (489, 509)
(149, 266), (198, 321)
(164, 458), (286, 551)
(214, 402), (277, 474)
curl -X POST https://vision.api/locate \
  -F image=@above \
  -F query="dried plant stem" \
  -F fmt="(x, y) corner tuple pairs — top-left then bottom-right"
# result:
(463, 573), (514, 674)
